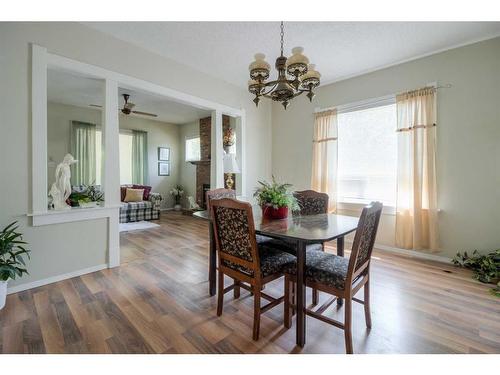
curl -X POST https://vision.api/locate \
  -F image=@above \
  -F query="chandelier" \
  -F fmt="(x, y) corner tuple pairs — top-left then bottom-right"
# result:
(248, 22), (321, 110)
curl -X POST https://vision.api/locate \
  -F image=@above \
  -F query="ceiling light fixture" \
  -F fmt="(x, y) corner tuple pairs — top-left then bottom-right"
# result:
(248, 22), (321, 110)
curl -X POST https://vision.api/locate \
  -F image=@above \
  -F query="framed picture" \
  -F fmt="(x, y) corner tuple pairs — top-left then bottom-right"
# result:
(158, 147), (170, 161)
(158, 162), (170, 176)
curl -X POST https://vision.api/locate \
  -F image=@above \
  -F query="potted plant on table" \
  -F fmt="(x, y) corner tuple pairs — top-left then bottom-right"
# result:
(170, 185), (184, 211)
(0, 221), (30, 309)
(254, 176), (299, 220)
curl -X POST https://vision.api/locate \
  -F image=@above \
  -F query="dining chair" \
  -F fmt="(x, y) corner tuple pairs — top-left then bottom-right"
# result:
(210, 198), (296, 340)
(293, 190), (330, 304)
(284, 202), (383, 353)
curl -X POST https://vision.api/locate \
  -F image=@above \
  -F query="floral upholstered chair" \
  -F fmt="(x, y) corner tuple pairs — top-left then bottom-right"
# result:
(210, 198), (296, 341)
(284, 202), (383, 353)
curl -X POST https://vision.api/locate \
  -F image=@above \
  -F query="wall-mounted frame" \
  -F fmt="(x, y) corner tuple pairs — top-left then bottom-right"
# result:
(158, 147), (170, 161)
(158, 162), (170, 176)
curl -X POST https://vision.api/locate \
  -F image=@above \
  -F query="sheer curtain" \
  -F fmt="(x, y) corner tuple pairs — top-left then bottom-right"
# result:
(132, 130), (149, 185)
(395, 87), (439, 250)
(71, 121), (96, 185)
(311, 109), (338, 212)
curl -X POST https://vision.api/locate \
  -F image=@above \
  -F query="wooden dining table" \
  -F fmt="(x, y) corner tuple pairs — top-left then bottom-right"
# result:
(193, 206), (359, 347)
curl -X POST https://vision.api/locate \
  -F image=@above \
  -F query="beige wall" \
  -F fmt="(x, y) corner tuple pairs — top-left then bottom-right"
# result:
(272, 37), (500, 258)
(178, 120), (199, 205)
(0, 22), (272, 289)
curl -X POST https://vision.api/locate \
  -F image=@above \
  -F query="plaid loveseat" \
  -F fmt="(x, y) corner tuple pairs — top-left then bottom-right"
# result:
(119, 188), (162, 223)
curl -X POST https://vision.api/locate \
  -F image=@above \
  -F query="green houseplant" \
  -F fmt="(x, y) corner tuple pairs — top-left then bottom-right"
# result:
(452, 249), (499, 297)
(253, 176), (299, 219)
(0, 221), (30, 309)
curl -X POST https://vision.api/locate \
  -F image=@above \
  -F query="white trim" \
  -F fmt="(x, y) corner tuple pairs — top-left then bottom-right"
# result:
(344, 240), (452, 264)
(7, 264), (108, 295)
(337, 201), (396, 216)
(315, 93), (396, 115)
(211, 110), (224, 189)
(46, 52), (243, 117)
(31, 44), (48, 214)
(29, 206), (120, 226)
(319, 33), (500, 88)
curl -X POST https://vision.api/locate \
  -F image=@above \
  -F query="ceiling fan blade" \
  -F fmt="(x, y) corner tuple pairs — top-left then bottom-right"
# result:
(132, 110), (158, 117)
(89, 104), (102, 108)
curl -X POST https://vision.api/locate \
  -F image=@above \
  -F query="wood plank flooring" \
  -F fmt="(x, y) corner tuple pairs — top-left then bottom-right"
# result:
(1, 212), (499, 353)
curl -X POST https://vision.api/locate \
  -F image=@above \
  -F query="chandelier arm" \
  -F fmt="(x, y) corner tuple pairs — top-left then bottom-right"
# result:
(259, 83), (279, 97)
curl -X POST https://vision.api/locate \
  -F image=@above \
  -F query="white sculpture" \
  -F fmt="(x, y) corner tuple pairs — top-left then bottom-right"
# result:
(187, 196), (201, 210)
(49, 153), (78, 210)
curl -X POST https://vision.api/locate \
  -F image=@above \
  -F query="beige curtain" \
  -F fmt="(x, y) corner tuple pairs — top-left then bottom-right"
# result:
(311, 109), (338, 212)
(395, 87), (439, 250)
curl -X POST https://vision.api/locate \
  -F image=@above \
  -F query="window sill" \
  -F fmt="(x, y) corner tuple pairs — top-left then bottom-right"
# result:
(28, 205), (121, 226)
(337, 201), (396, 216)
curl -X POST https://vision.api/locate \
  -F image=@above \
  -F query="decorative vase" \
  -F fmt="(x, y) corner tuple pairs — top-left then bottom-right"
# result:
(262, 205), (289, 220)
(0, 280), (7, 310)
(174, 204), (182, 211)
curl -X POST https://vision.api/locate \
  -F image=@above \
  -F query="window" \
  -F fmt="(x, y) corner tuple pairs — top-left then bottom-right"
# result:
(185, 136), (201, 162)
(337, 103), (397, 207)
(95, 131), (135, 185)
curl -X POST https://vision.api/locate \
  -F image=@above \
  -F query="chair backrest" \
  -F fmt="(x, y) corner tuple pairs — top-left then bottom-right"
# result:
(210, 198), (260, 278)
(293, 190), (329, 215)
(348, 202), (383, 276)
(206, 188), (236, 213)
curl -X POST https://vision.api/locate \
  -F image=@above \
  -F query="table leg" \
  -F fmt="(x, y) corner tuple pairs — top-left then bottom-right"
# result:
(337, 236), (344, 306)
(296, 240), (306, 347)
(209, 224), (216, 296)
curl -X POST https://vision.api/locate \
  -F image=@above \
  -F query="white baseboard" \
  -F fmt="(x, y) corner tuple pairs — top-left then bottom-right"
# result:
(343, 240), (452, 264)
(7, 264), (108, 295)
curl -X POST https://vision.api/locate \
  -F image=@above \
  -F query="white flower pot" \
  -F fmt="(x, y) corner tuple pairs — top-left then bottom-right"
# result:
(174, 204), (182, 211)
(0, 280), (7, 310)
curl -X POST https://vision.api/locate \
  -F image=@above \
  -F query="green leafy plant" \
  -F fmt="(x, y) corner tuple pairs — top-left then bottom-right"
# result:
(68, 184), (104, 207)
(0, 222), (30, 281)
(253, 176), (299, 211)
(452, 249), (499, 296)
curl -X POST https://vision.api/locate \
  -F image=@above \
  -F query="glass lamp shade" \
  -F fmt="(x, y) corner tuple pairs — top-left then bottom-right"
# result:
(223, 153), (240, 174)
(249, 53), (270, 81)
(248, 79), (261, 94)
(286, 47), (309, 76)
(300, 64), (321, 89)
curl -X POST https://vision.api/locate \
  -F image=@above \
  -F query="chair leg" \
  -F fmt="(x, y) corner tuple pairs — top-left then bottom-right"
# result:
(364, 279), (372, 329)
(344, 297), (353, 354)
(217, 271), (224, 316)
(291, 282), (296, 316)
(312, 288), (319, 305)
(284, 276), (292, 329)
(233, 279), (241, 299)
(252, 287), (261, 341)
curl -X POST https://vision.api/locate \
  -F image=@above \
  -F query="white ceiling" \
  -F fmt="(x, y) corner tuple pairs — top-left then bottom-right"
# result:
(47, 69), (211, 124)
(84, 22), (500, 88)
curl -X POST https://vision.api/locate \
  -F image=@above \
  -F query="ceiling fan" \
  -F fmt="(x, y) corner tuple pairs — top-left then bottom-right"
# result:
(89, 94), (158, 117)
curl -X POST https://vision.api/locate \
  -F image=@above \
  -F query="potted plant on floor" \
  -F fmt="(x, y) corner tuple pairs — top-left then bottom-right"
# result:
(254, 176), (299, 220)
(0, 221), (30, 309)
(170, 185), (184, 211)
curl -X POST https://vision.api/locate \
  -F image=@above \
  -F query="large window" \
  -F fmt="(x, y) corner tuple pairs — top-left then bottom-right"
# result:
(185, 136), (201, 162)
(337, 103), (397, 206)
(95, 131), (136, 185)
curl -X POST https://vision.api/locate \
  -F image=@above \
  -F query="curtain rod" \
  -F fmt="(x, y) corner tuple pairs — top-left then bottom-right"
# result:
(314, 83), (452, 114)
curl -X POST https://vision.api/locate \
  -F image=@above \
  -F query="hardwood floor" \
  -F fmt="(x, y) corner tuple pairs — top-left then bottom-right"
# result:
(1, 212), (499, 354)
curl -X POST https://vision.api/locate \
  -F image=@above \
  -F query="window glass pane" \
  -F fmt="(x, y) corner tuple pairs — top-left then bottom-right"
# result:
(119, 133), (133, 184)
(337, 103), (397, 206)
(186, 137), (201, 161)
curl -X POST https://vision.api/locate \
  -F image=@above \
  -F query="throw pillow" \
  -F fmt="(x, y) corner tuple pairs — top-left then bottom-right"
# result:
(124, 188), (144, 203)
(132, 184), (152, 200)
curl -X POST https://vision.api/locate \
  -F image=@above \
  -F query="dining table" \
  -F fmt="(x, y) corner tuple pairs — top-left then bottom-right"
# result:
(193, 206), (359, 347)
